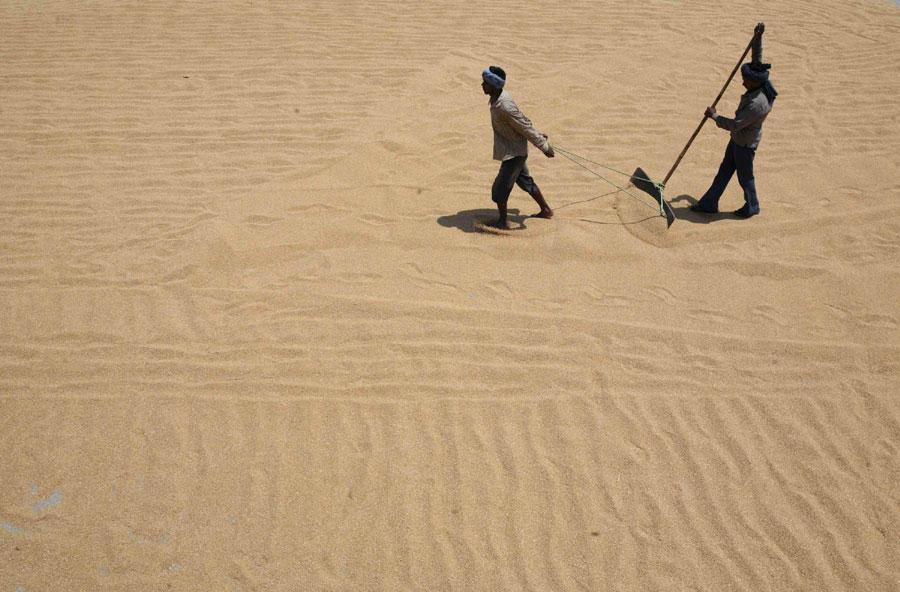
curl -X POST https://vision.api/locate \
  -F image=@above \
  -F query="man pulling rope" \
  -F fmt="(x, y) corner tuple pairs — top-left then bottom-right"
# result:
(481, 66), (555, 229)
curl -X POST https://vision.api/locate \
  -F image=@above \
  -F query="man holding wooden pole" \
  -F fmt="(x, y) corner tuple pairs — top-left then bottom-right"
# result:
(691, 23), (778, 218)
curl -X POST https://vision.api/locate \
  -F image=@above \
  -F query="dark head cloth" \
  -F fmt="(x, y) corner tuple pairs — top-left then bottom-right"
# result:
(742, 62), (778, 104)
(742, 62), (770, 82)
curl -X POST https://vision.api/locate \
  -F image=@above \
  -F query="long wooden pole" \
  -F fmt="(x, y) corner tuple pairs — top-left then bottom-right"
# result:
(660, 27), (762, 186)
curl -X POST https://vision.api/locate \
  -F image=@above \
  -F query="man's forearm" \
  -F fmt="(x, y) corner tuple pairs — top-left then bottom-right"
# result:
(506, 110), (551, 153)
(714, 111), (762, 133)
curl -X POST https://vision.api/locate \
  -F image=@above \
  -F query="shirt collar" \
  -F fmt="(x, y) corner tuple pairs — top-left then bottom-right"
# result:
(743, 87), (763, 99)
(489, 90), (509, 107)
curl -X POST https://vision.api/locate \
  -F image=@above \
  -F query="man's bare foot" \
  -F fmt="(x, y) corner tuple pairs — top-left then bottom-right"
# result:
(489, 219), (511, 230)
(533, 208), (553, 219)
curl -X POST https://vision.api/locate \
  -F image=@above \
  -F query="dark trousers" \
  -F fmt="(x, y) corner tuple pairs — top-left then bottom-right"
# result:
(491, 156), (539, 204)
(697, 140), (759, 214)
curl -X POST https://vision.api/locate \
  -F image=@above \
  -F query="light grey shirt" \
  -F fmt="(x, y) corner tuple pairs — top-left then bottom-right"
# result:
(489, 90), (552, 161)
(713, 87), (772, 148)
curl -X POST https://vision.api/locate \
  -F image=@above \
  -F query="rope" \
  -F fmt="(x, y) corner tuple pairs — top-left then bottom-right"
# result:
(550, 145), (662, 214)
(553, 146), (654, 183)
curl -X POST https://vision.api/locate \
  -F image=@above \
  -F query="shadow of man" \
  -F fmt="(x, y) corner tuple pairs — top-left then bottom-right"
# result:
(437, 208), (527, 233)
(670, 194), (736, 224)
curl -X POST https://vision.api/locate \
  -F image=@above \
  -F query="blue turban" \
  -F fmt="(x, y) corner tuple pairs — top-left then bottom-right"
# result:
(482, 68), (505, 89)
(741, 62), (778, 104)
